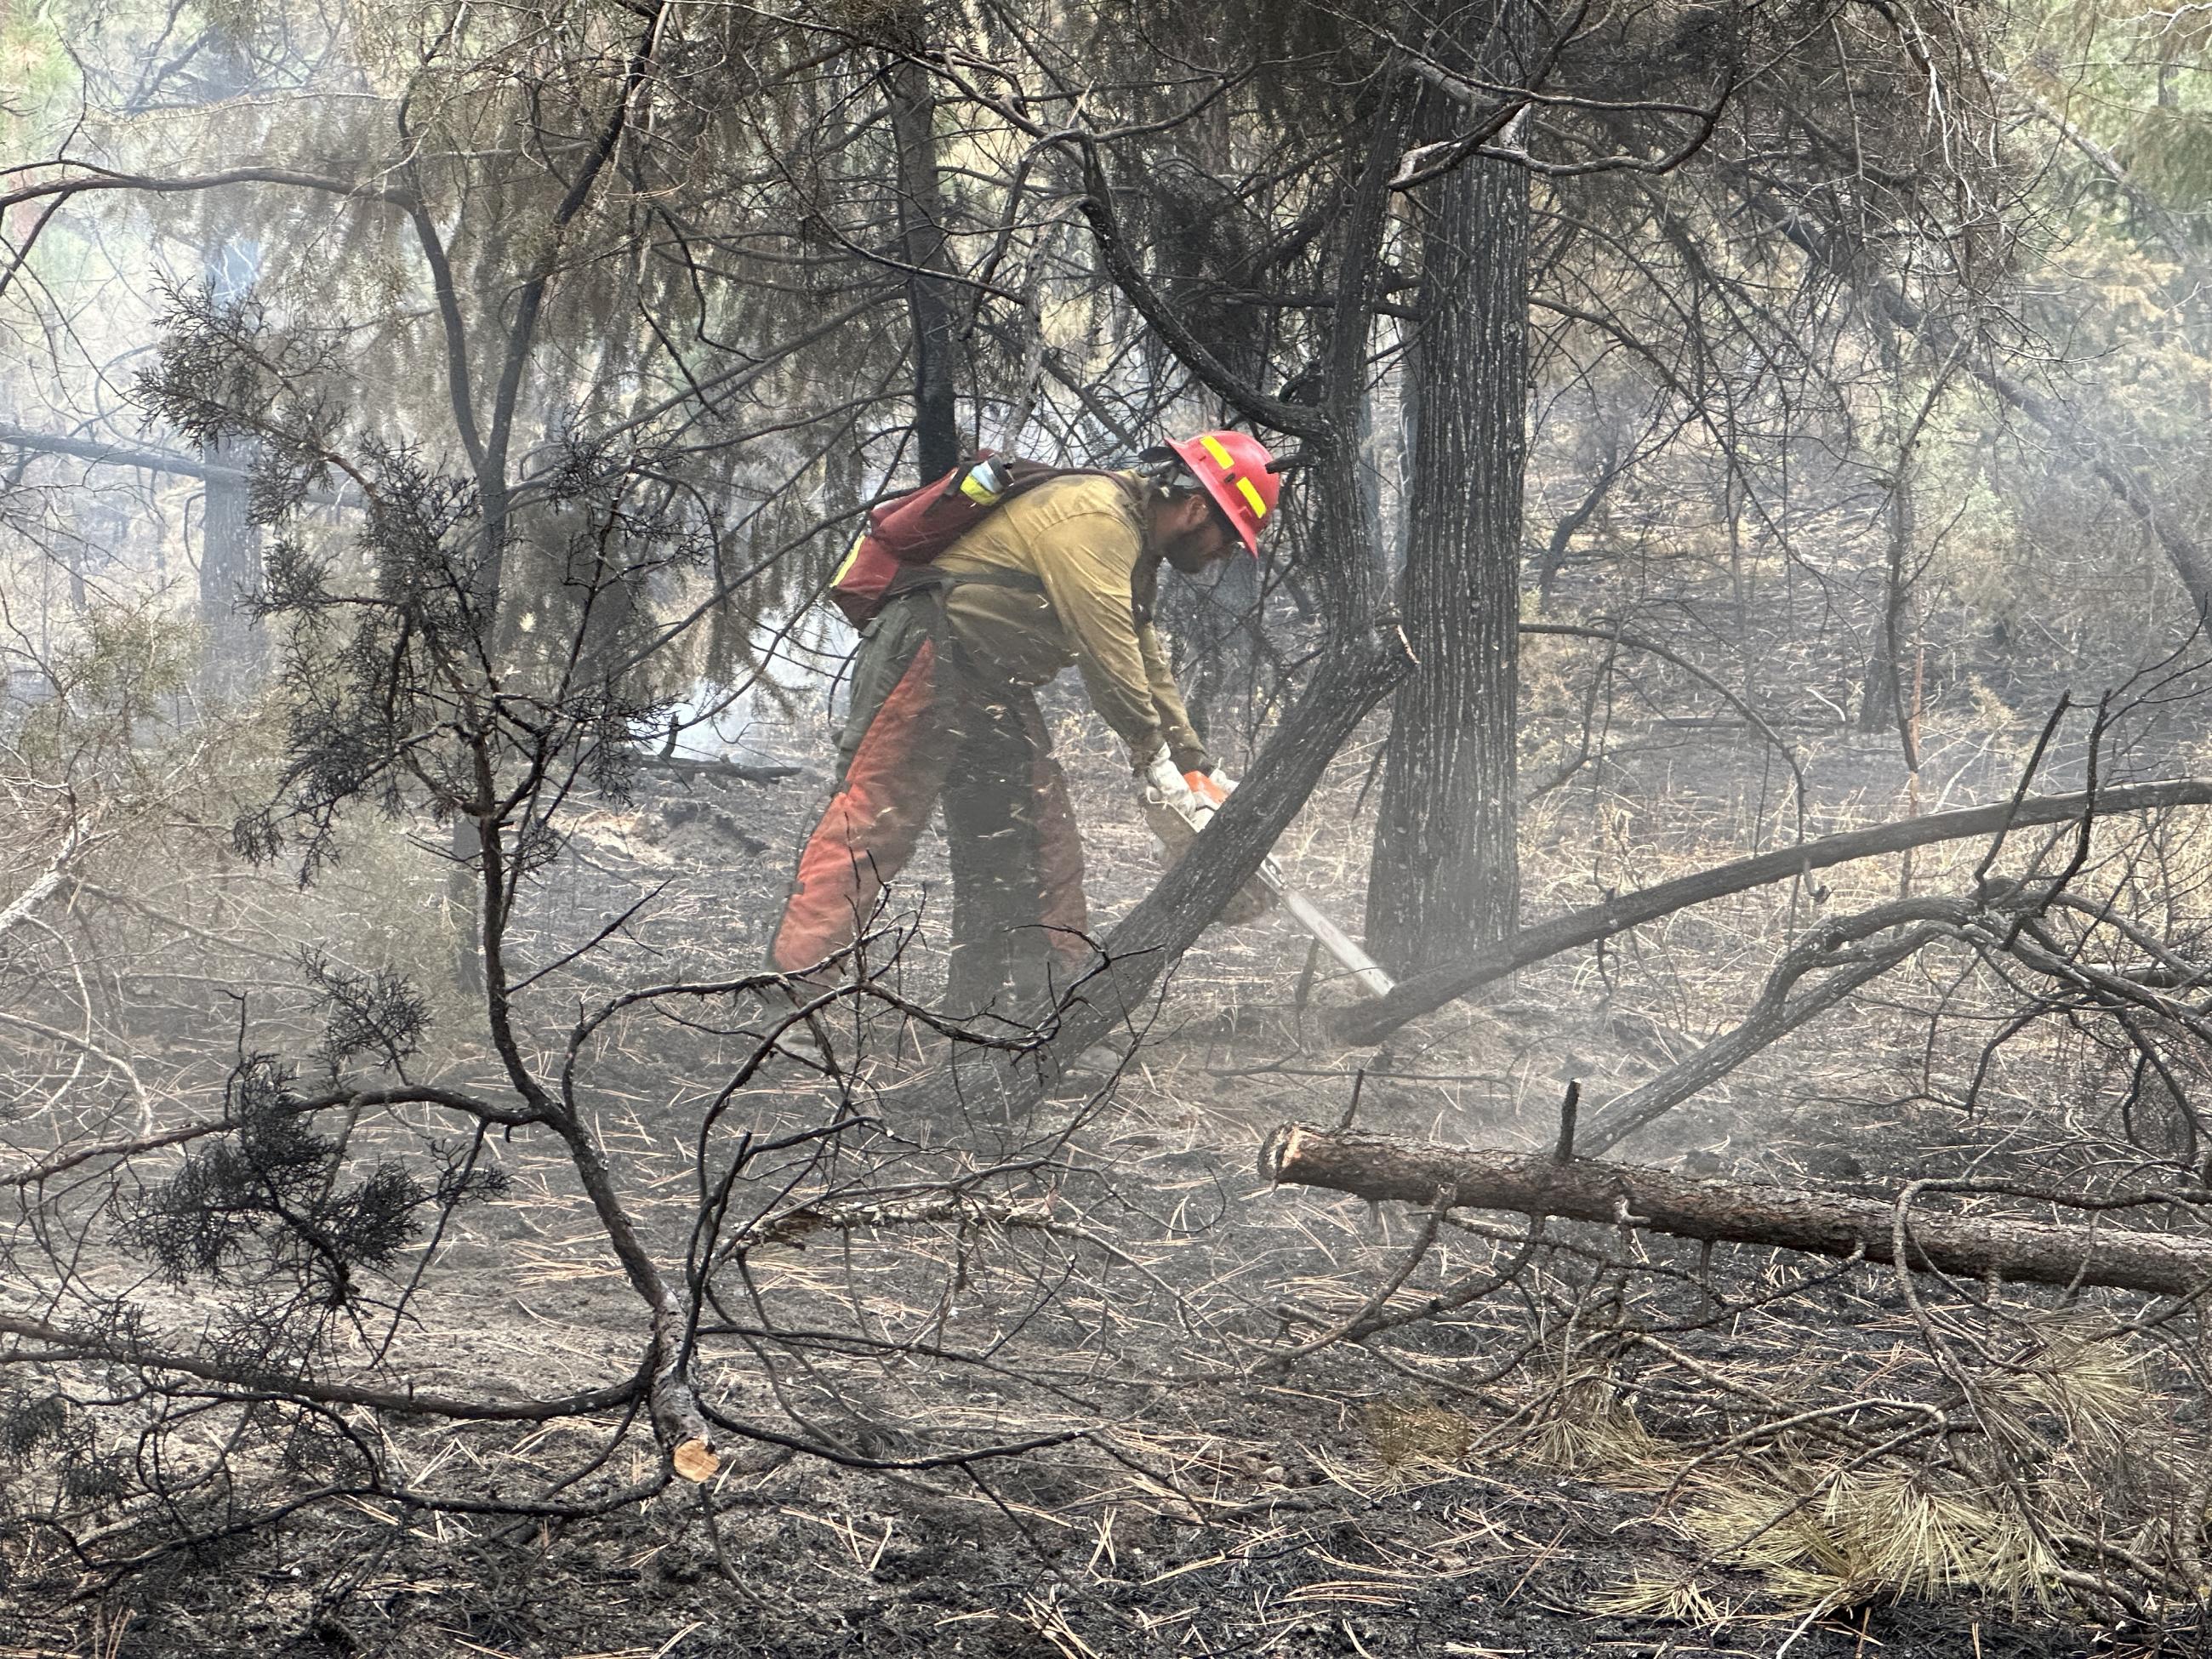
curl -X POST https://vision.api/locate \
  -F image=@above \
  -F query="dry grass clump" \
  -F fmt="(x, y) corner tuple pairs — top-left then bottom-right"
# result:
(1553, 1315), (2194, 1620)
(1679, 1462), (2062, 1612)
(1590, 1570), (1734, 1622)
(1363, 1398), (1473, 1469)
(1367, 1373), (1676, 1484)
(1982, 1320), (2151, 1446)
(1598, 1466), (2063, 1625)
(1519, 1377), (1677, 1485)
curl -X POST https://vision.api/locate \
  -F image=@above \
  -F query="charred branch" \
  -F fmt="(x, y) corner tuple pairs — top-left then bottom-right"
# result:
(1336, 778), (2212, 1046)
(0, 1311), (647, 1421)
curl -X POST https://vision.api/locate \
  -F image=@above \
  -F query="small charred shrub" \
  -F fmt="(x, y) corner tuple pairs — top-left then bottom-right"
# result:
(1, 1390), (66, 1458)
(225, 430), (679, 882)
(6, 601), (193, 774)
(134, 277), (347, 520)
(137, 288), (685, 885)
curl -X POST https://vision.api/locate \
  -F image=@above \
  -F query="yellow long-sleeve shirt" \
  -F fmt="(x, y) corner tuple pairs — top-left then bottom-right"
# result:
(932, 472), (1210, 772)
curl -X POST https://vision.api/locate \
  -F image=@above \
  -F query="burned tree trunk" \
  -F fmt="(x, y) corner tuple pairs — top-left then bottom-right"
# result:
(199, 437), (264, 691)
(1260, 1124), (2212, 1297)
(885, 56), (963, 481)
(885, 51), (991, 1005)
(1365, 19), (1530, 973)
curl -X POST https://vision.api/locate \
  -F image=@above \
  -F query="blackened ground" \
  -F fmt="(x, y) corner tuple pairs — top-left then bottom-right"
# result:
(3, 697), (2199, 1656)
(0, 1396), (2119, 1658)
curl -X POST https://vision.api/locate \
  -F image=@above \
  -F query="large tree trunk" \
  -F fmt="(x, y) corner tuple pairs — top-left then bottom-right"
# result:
(1857, 328), (1924, 753)
(1260, 1125), (2212, 1297)
(1857, 442), (1913, 737)
(1365, 26), (1529, 975)
(884, 51), (991, 1005)
(199, 431), (263, 692)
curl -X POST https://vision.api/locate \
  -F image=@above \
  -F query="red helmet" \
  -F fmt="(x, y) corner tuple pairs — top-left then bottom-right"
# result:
(1166, 430), (1279, 556)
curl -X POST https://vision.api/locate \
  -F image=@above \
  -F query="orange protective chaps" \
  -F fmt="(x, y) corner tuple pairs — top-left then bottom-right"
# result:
(769, 594), (1089, 1004)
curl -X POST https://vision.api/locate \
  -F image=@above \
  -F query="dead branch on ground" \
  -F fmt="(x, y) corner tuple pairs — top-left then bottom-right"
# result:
(1260, 1124), (2212, 1296)
(1337, 777), (2212, 1045)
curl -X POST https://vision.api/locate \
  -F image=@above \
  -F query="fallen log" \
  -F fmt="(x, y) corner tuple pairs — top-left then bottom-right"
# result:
(1257, 1124), (2212, 1297)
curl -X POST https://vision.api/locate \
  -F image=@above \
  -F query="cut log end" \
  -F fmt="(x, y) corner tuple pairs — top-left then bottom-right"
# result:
(673, 1438), (720, 1483)
(1257, 1124), (1308, 1185)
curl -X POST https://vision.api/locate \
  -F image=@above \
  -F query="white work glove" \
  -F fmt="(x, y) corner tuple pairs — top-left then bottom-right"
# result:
(1138, 750), (1202, 822)
(1138, 760), (1275, 926)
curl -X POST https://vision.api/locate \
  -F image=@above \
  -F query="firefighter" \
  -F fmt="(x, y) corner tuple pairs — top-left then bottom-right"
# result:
(768, 430), (1280, 1008)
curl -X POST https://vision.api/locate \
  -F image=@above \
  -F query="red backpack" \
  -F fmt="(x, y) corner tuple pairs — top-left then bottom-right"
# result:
(827, 454), (1115, 627)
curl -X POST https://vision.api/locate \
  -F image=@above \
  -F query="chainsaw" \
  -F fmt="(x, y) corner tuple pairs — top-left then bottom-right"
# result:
(1143, 768), (1397, 1001)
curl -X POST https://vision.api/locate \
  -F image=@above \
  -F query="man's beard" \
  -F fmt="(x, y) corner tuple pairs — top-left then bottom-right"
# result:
(1160, 525), (1224, 574)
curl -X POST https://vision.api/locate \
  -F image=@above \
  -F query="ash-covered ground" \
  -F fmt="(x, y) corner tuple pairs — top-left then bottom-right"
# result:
(3, 689), (2190, 1658)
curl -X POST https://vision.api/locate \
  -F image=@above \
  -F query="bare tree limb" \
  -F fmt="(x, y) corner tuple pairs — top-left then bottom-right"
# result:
(0, 1312), (645, 1420)
(0, 422), (351, 506)
(1334, 778), (2212, 1045)
(0, 814), (94, 944)
(1579, 915), (1957, 1155)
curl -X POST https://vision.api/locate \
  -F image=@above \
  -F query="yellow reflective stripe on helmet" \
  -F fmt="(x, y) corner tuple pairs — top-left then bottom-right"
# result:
(1234, 476), (1267, 518)
(1198, 434), (1234, 470)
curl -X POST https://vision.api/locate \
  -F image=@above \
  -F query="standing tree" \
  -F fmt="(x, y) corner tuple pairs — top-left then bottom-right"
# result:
(1365, 1), (1531, 972)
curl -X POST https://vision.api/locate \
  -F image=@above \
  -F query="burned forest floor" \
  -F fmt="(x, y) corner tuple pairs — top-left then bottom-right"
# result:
(6, 676), (2211, 1659)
